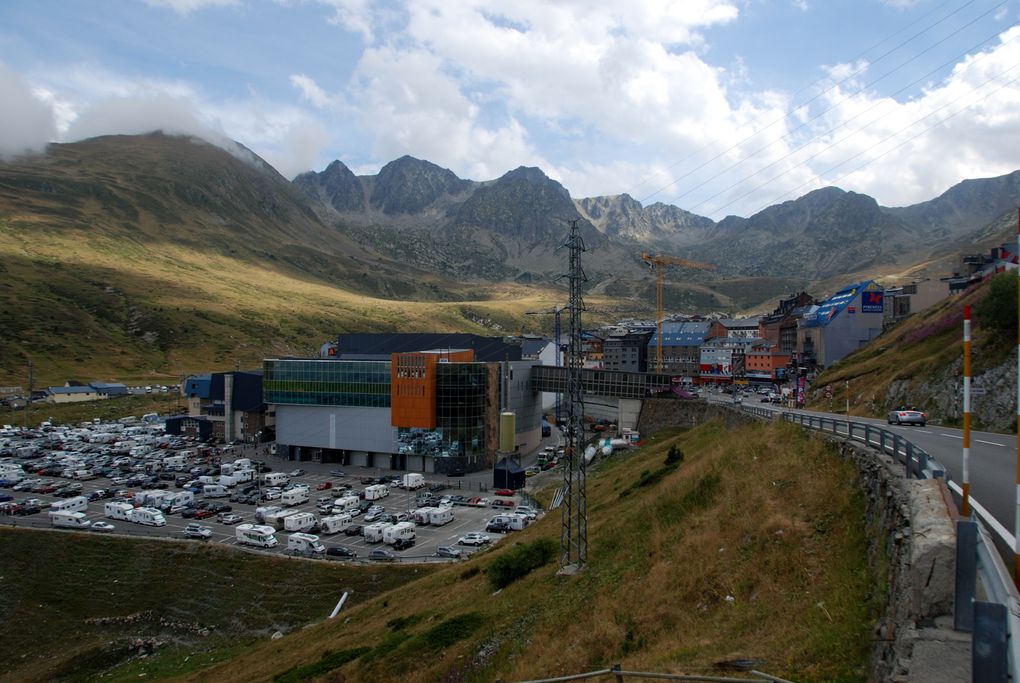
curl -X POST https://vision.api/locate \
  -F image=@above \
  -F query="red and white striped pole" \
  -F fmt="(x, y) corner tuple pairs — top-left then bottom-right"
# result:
(963, 304), (971, 517)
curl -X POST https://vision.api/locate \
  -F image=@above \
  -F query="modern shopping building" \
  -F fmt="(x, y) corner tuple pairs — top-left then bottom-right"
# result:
(798, 281), (885, 368)
(264, 334), (544, 475)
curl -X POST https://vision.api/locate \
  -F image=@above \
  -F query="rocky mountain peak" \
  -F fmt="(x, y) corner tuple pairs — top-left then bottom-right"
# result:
(369, 156), (470, 214)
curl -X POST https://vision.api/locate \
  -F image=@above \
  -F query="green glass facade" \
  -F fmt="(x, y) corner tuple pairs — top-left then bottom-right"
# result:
(396, 363), (489, 462)
(263, 359), (391, 407)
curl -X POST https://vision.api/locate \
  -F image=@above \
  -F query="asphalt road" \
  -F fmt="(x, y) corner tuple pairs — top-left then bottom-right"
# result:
(707, 392), (1017, 537)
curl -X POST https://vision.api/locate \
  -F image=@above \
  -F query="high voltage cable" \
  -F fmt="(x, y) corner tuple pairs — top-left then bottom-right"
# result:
(622, 0), (973, 199)
(631, 0), (1001, 204)
(683, 24), (1019, 216)
(663, 1), (1012, 209)
(715, 63), (1020, 220)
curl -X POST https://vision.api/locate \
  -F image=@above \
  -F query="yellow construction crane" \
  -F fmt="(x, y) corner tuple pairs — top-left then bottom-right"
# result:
(640, 251), (715, 373)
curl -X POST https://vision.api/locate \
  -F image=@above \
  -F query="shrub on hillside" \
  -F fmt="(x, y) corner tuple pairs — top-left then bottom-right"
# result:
(977, 273), (1018, 336)
(488, 538), (558, 589)
(902, 310), (962, 345)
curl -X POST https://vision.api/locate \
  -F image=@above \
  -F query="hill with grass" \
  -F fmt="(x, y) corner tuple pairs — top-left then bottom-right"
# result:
(177, 418), (876, 682)
(807, 273), (1017, 432)
(0, 528), (427, 681)
(0, 134), (570, 386)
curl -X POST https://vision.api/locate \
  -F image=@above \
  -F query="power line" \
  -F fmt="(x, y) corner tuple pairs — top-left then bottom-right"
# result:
(730, 64), (1020, 219)
(622, 0), (977, 201)
(683, 25), (1020, 216)
(664, 2), (1014, 210)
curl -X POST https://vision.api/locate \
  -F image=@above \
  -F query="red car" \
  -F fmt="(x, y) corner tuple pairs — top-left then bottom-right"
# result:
(194, 508), (216, 520)
(493, 488), (514, 497)
(316, 481), (333, 491)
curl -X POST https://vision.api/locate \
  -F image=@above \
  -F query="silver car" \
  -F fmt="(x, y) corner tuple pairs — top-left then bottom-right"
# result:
(888, 408), (926, 426)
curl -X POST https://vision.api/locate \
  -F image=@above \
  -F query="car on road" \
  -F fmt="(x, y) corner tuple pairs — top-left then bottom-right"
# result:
(218, 513), (243, 525)
(888, 408), (927, 426)
(326, 546), (357, 558)
(289, 468), (305, 477)
(184, 523), (213, 539)
(436, 546), (462, 559)
(457, 532), (491, 546)
(369, 548), (397, 562)
(91, 521), (116, 533)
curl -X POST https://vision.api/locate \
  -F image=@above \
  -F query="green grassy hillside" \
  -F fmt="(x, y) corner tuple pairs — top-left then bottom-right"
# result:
(183, 419), (876, 682)
(0, 529), (428, 682)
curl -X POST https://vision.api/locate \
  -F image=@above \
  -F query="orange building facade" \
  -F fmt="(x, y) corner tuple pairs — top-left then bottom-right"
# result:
(391, 349), (475, 429)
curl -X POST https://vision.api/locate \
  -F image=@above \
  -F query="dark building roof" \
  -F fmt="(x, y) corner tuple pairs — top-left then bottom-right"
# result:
(185, 375), (212, 398)
(649, 322), (712, 348)
(336, 333), (522, 362)
(520, 338), (551, 358)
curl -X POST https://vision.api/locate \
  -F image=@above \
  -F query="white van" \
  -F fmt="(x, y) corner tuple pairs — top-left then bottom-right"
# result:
(104, 501), (134, 520)
(236, 523), (278, 548)
(264, 509), (299, 530)
(364, 484), (389, 501)
(401, 473), (425, 490)
(318, 514), (352, 535)
(412, 507), (436, 525)
(50, 496), (89, 513)
(262, 472), (289, 487)
(331, 495), (360, 514)
(49, 510), (92, 529)
(128, 507), (167, 526)
(428, 507), (454, 526)
(203, 484), (229, 498)
(281, 489), (309, 507)
(283, 512), (318, 532)
(383, 522), (415, 546)
(287, 532), (325, 556)
(363, 522), (391, 543)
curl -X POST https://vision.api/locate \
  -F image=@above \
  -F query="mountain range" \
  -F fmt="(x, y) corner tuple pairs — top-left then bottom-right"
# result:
(1, 132), (1018, 383)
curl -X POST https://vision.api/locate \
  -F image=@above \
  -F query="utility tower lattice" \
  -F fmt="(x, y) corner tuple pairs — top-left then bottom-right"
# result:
(559, 219), (588, 572)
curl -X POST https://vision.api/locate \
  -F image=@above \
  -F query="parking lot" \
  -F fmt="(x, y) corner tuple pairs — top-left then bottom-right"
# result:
(0, 420), (556, 564)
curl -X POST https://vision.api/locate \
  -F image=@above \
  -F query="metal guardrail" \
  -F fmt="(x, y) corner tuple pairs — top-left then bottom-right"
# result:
(733, 403), (1018, 680)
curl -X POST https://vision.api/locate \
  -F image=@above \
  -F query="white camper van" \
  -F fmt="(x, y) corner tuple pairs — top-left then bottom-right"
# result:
(236, 523), (278, 548)
(412, 507), (436, 525)
(264, 509), (300, 530)
(283, 511), (318, 533)
(50, 496), (89, 513)
(318, 514), (352, 535)
(383, 521), (415, 546)
(363, 522), (391, 543)
(262, 472), (289, 487)
(331, 495), (360, 515)
(281, 488), (309, 507)
(203, 484), (229, 498)
(363, 484), (389, 501)
(49, 510), (92, 529)
(128, 507), (167, 526)
(428, 507), (454, 526)
(104, 501), (134, 521)
(287, 532), (325, 556)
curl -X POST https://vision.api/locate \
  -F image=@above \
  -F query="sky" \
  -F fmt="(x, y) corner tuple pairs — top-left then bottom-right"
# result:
(1, 0), (1019, 220)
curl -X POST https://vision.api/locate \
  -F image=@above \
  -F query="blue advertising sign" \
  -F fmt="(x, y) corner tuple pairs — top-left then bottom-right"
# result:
(861, 291), (884, 313)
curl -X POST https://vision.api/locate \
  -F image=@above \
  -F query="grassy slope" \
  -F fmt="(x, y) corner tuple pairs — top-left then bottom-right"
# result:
(807, 276), (1011, 426)
(8, 392), (184, 429)
(0, 530), (429, 682)
(186, 419), (875, 683)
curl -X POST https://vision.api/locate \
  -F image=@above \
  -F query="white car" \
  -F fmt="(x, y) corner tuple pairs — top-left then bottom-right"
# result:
(457, 532), (491, 546)
(514, 506), (539, 520)
(91, 521), (116, 533)
(364, 509), (386, 522)
(184, 523), (213, 539)
(262, 489), (282, 501)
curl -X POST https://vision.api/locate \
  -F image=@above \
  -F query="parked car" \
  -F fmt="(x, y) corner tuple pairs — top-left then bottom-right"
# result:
(393, 537), (415, 551)
(457, 532), (491, 546)
(218, 513), (243, 525)
(364, 509), (386, 522)
(180, 506), (199, 519)
(326, 546), (357, 558)
(329, 469), (346, 477)
(184, 523), (213, 539)
(888, 408), (927, 426)
(344, 524), (364, 537)
(369, 548), (397, 562)
(289, 468), (305, 477)
(91, 521), (116, 533)
(491, 499), (515, 508)
(194, 508), (216, 520)
(486, 521), (512, 534)
(493, 488), (515, 497)
(436, 545), (463, 559)
(316, 481), (333, 491)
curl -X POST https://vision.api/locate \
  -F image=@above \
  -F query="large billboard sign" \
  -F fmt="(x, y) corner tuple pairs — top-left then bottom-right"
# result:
(861, 286), (884, 313)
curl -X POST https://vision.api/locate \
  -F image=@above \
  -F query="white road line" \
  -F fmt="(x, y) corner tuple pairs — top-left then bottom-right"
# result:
(915, 429), (933, 434)
(976, 439), (1006, 447)
(942, 434), (964, 440)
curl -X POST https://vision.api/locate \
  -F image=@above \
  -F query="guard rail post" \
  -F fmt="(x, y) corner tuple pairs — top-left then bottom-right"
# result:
(905, 441), (914, 477)
(879, 428), (886, 453)
(974, 601), (1009, 682)
(864, 424), (871, 449)
(955, 520), (977, 632)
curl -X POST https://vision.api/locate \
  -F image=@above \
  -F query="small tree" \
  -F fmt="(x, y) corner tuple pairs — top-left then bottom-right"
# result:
(665, 444), (685, 466)
(977, 273), (1018, 337)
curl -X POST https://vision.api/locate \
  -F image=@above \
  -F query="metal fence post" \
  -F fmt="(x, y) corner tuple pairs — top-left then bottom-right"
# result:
(955, 520), (977, 632)
(973, 601), (1009, 682)
(612, 663), (624, 683)
(905, 441), (914, 477)
(880, 428), (886, 453)
(864, 424), (870, 447)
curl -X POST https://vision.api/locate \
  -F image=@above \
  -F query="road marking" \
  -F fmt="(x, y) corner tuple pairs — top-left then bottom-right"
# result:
(942, 434), (963, 440)
(976, 439), (1006, 447)
(915, 429), (933, 434)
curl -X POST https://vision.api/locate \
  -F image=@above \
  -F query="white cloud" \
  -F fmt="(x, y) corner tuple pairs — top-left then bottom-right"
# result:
(141, 0), (239, 15)
(0, 63), (56, 158)
(289, 73), (334, 109)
